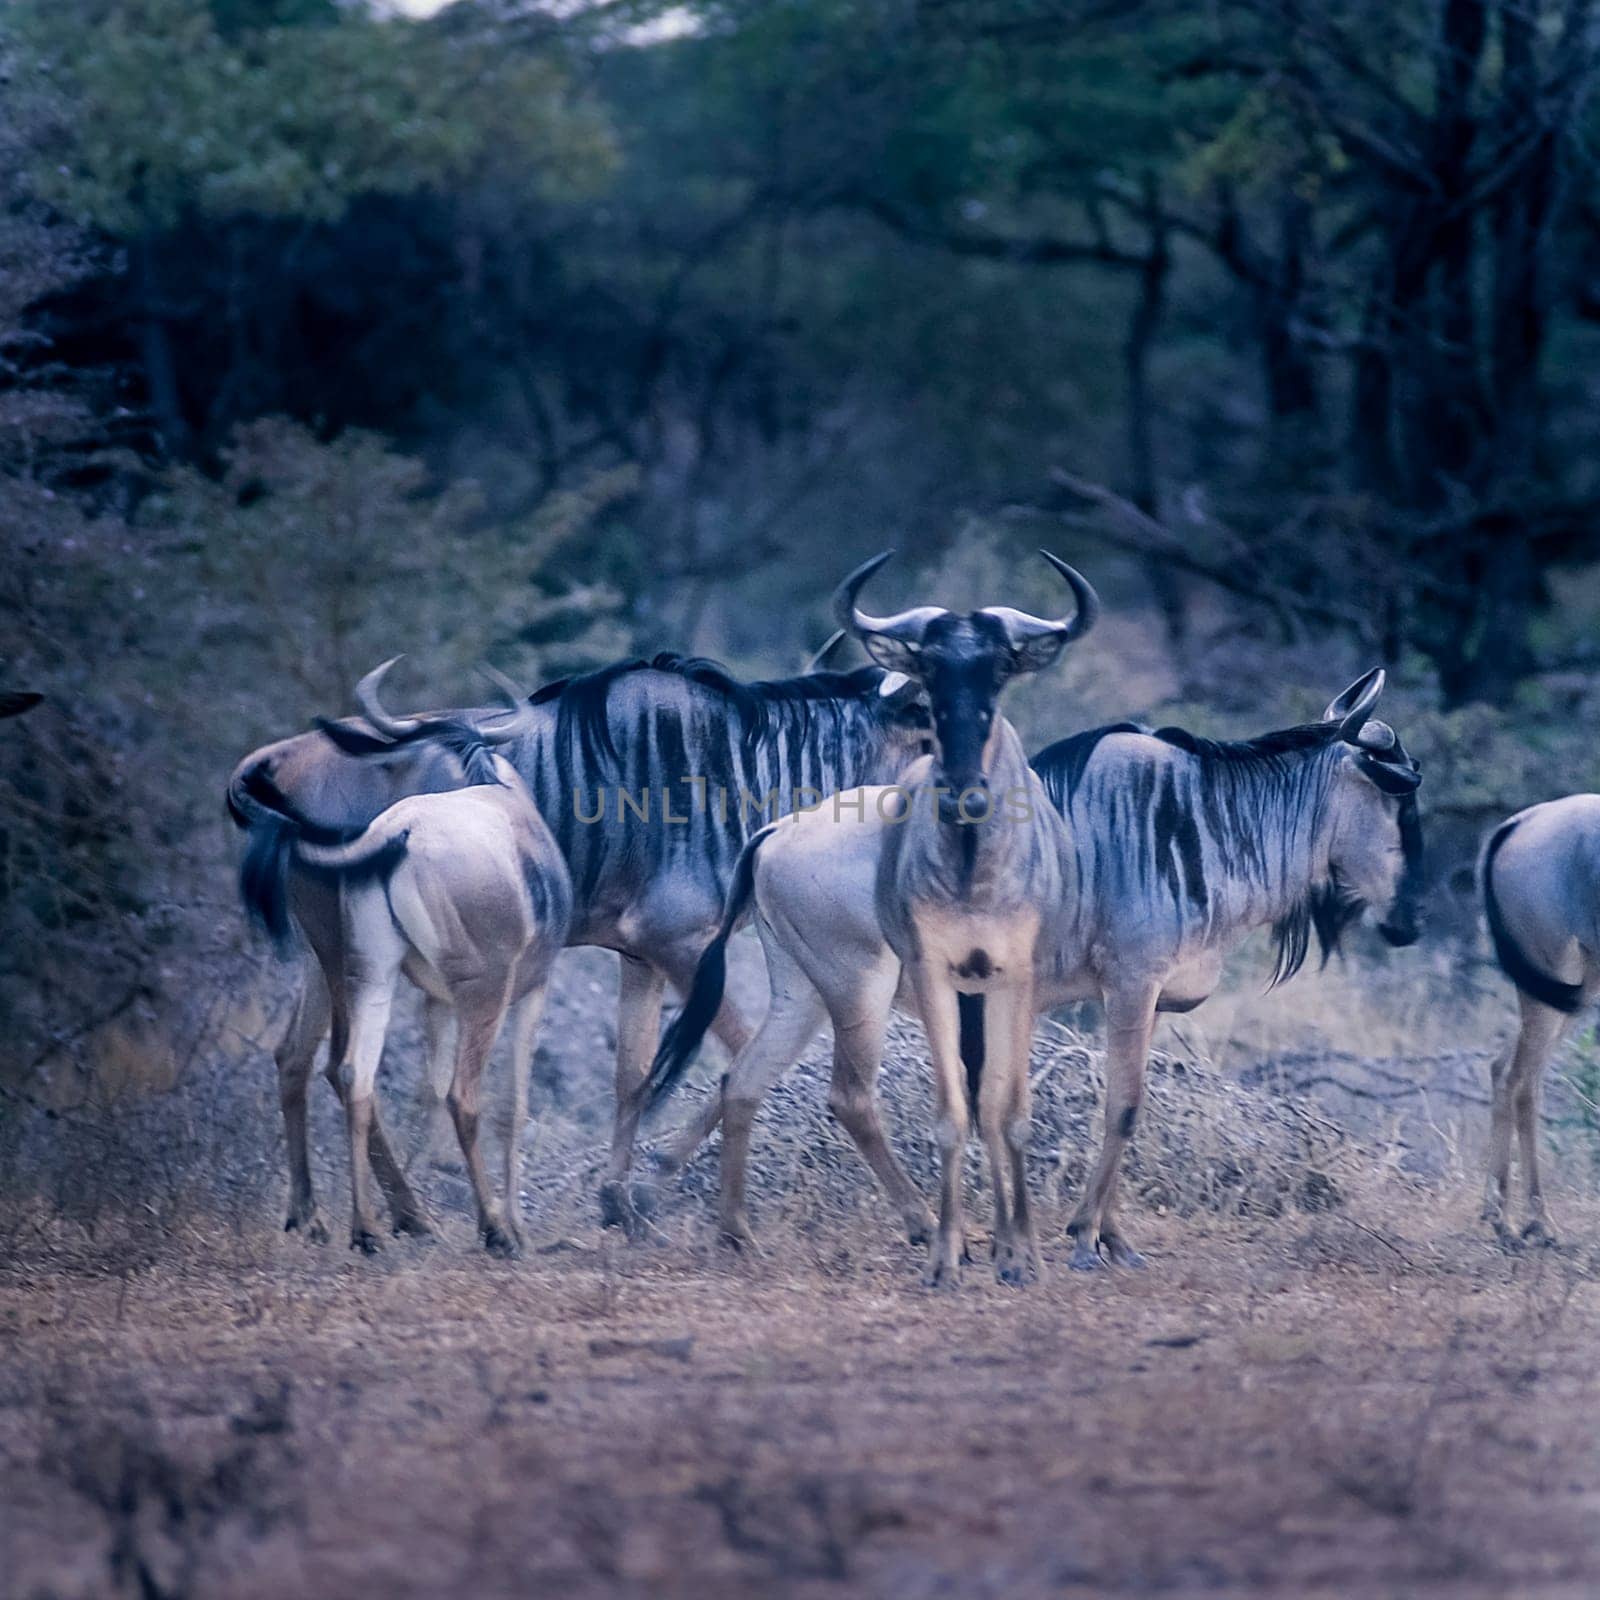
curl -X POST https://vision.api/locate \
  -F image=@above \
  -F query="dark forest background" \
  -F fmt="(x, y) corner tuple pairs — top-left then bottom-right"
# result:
(6, 0), (1600, 1115)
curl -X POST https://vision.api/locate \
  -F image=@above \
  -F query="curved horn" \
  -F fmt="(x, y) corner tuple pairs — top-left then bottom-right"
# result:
(475, 663), (534, 744)
(355, 656), (422, 739)
(832, 550), (946, 646)
(0, 691), (42, 720)
(1325, 668), (1386, 744)
(977, 550), (1101, 664)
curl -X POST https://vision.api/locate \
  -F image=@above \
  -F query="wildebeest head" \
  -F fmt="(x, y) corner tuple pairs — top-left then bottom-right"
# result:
(230, 658), (533, 946)
(1320, 668), (1425, 949)
(231, 658), (531, 845)
(836, 549), (1098, 819)
(314, 656), (533, 784)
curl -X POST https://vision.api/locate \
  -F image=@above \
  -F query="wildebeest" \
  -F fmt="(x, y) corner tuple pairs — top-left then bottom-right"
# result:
(264, 660), (571, 1255)
(645, 668), (1423, 1276)
(228, 642), (930, 1233)
(834, 549), (1098, 1285)
(1479, 794), (1600, 1248)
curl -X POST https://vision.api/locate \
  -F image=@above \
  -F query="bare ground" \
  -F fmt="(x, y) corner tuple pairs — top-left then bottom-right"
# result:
(5, 1189), (1600, 1600)
(6, 942), (1599, 1598)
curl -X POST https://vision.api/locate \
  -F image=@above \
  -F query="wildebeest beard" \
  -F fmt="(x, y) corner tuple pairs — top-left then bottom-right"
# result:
(1271, 875), (1367, 987)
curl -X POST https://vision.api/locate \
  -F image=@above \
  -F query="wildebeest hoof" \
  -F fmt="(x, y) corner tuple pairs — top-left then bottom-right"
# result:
(719, 1214), (762, 1254)
(1067, 1233), (1105, 1272)
(1491, 1220), (1524, 1254)
(993, 1242), (1038, 1288)
(286, 1211), (330, 1245)
(630, 1181), (659, 1220)
(1101, 1233), (1146, 1270)
(923, 1241), (965, 1289)
(483, 1223), (521, 1259)
(351, 1228), (383, 1256)
(392, 1212), (436, 1241)
(905, 1211), (936, 1248)
(599, 1179), (647, 1237)
(1522, 1218), (1561, 1249)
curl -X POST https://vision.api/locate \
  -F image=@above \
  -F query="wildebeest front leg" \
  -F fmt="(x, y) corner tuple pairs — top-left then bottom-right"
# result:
(601, 954), (666, 1236)
(1068, 982), (1157, 1271)
(447, 988), (518, 1258)
(911, 965), (970, 1289)
(981, 985), (1039, 1286)
(278, 963), (331, 1242)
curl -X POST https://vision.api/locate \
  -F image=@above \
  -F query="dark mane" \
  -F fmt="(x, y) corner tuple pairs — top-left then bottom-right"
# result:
(1034, 715), (1357, 987)
(1030, 722), (1148, 810)
(528, 651), (891, 776)
(1033, 718), (1343, 811)
(1147, 722), (1341, 764)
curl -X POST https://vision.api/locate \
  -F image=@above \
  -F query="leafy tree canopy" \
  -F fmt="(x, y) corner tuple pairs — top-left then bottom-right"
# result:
(10, 0), (616, 233)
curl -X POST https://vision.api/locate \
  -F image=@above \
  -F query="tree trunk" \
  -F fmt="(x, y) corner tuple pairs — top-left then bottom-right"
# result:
(136, 236), (191, 459)
(1124, 175), (1184, 650)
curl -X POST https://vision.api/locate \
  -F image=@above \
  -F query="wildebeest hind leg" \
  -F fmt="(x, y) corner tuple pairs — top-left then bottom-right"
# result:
(644, 943), (754, 1185)
(1068, 984), (1157, 1271)
(1514, 992), (1572, 1247)
(337, 975), (398, 1255)
(1482, 1044), (1515, 1241)
(403, 998), (457, 1180)
(828, 969), (934, 1248)
(278, 962), (331, 1242)
(718, 974), (829, 1249)
(500, 982), (549, 1251)
(447, 986), (518, 1257)
(1486, 996), (1565, 1249)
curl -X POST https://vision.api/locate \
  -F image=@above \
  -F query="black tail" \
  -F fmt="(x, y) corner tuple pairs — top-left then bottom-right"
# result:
(1483, 818), (1583, 1013)
(640, 825), (775, 1114)
(231, 765), (306, 949)
(294, 829), (410, 886)
(240, 811), (299, 947)
(230, 764), (359, 951)
(957, 993), (984, 1123)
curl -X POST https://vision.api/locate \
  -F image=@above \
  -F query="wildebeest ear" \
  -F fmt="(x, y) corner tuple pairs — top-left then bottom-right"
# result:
(859, 632), (923, 676)
(314, 716), (396, 757)
(1008, 632), (1070, 676)
(876, 670), (918, 702)
(1357, 752), (1422, 795)
(1323, 667), (1385, 726)
(0, 691), (43, 719)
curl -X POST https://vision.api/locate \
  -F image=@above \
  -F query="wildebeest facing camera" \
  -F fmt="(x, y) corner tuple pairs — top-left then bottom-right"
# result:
(4, 2), (1599, 1596)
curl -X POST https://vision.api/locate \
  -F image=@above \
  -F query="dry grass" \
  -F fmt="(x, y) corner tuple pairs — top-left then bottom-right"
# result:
(6, 928), (1600, 1597)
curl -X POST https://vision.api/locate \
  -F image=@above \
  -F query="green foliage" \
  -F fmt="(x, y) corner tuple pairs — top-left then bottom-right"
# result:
(10, 0), (615, 232)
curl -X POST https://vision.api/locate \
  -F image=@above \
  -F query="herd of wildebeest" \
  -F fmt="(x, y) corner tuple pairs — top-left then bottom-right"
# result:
(196, 554), (1600, 1285)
